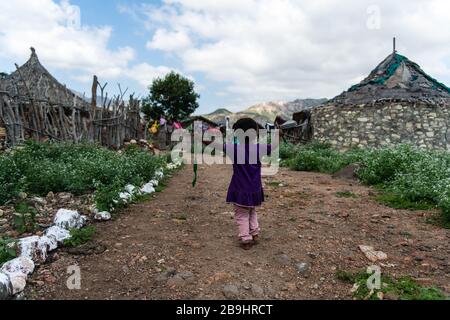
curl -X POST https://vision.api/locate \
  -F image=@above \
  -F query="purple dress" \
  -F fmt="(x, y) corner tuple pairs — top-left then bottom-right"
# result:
(225, 144), (272, 207)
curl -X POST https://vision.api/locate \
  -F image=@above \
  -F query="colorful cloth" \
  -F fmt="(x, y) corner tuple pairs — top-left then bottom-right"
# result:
(224, 144), (272, 207)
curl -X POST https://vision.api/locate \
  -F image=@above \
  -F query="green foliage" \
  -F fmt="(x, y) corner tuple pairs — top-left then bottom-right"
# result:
(0, 141), (165, 211)
(12, 202), (38, 234)
(286, 142), (365, 174)
(375, 193), (435, 211)
(63, 226), (96, 247)
(0, 238), (17, 265)
(336, 191), (358, 198)
(142, 71), (200, 121)
(336, 270), (447, 300)
(0, 72), (8, 80)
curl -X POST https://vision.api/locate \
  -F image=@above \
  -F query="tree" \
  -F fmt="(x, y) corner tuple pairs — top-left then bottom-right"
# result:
(142, 71), (200, 121)
(0, 72), (8, 80)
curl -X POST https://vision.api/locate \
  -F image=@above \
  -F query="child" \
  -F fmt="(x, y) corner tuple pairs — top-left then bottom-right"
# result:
(225, 118), (277, 250)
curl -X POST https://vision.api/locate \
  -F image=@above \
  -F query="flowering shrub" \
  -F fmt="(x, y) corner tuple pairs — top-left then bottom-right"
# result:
(0, 141), (165, 209)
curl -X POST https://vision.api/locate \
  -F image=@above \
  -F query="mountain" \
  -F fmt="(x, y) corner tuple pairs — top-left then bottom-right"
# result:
(205, 98), (327, 126)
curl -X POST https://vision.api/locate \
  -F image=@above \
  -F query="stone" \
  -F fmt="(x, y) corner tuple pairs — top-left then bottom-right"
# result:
(384, 292), (399, 300)
(178, 271), (195, 281)
(94, 211), (111, 221)
(18, 192), (27, 200)
(296, 262), (310, 275)
(167, 275), (185, 287)
(0, 209), (4, 217)
(251, 284), (264, 297)
(53, 209), (86, 230)
(57, 193), (73, 202)
(1, 257), (35, 295)
(275, 254), (291, 266)
(155, 268), (177, 283)
(0, 272), (13, 300)
(140, 183), (156, 195)
(359, 245), (388, 262)
(44, 226), (71, 243)
(17, 235), (56, 263)
(222, 284), (239, 299)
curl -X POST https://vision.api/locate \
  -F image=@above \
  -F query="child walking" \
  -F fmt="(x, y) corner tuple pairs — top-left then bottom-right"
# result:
(225, 118), (276, 250)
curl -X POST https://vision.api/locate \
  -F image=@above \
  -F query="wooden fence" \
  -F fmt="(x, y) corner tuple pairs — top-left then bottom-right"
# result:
(0, 76), (143, 149)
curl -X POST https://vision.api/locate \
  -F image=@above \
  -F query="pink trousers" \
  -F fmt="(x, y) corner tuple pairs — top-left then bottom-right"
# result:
(234, 205), (260, 242)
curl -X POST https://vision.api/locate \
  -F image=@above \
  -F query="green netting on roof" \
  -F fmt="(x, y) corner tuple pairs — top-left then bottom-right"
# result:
(349, 54), (408, 91)
(348, 53), (450, 94)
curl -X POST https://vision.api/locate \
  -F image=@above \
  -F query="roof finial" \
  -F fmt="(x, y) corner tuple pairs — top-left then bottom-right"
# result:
(393, 37), (397, 54)
(30, 47), (36, 56)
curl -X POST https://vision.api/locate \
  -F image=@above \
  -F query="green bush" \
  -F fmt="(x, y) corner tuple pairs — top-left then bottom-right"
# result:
(63, 226), (96, 247)
(0, 238), (17, 265)
(0, 141), (165, 209)
(286, 142), (366, 173)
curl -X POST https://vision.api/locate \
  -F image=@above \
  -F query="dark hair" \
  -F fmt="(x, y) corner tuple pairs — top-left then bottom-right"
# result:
(232, 118), (259, 144)
(232, 118), (259, 131)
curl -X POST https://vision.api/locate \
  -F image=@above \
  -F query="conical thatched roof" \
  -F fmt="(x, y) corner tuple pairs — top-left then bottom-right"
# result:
(331, 52), (450, 105)
(0, 48), (89, 109)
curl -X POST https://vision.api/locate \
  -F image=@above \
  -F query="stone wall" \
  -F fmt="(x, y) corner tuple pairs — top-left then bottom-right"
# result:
(311, 102), (450, 150)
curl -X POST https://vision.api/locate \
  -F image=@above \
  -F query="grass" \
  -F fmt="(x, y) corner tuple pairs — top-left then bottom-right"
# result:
(336, 270), (447, 300)
(375, 193), (435, 211)
(266, 181), (284, 187)
(336, 191), (358, 198)
(63, 226), (96, 248)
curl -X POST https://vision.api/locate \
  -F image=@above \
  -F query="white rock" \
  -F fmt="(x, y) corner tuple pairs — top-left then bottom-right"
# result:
(54, 209), (86, 230)
(155, 170), (164, 180)
(1, 257), (35, 277)
(37, 236), (58, 258)
(94, 211), (111, 221)
(119, 192), (132, 202)
(140, 183), (156, 195)
(149, 179), (159, 187)
(18, 236), (40, 261)
(0, 272), (13, 299)
(44, 226), (71, 243)
(9, 274), (27, 295)
(125, 184), (136, 195)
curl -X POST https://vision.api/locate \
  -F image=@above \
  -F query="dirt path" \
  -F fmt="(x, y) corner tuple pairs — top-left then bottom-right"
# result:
(25, 165), (449, 300)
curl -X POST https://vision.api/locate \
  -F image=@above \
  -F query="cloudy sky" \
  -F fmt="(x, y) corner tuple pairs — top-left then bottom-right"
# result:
(0, 0), (449, 113)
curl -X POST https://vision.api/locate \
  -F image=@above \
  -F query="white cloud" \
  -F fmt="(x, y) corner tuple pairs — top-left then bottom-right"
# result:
(141, 0), (450, 107)
(0, 0), (177, 92)
(124, 63), (178, 87)
(147, 29), (192, 51)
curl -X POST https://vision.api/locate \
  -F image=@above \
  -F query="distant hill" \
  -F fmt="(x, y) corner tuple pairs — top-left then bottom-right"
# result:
(204, 98), (327, 126)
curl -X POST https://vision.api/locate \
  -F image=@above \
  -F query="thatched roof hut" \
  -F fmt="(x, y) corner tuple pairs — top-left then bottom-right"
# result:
(0, 47), (89, 110)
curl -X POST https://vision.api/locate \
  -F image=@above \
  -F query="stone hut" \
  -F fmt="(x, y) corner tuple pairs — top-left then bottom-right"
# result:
(310, 52), (450, 150)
